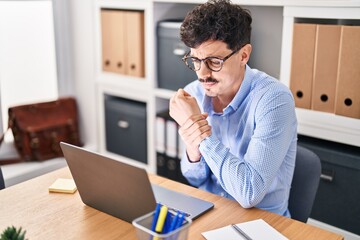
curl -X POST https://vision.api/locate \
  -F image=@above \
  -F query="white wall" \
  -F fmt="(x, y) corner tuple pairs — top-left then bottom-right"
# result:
(0, 1), (58, 139)
(0, 0), (98, 148)
(69, 0), (98, 149)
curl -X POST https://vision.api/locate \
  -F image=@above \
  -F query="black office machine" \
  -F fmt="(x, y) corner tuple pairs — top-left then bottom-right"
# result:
(157, 19), (197, 91)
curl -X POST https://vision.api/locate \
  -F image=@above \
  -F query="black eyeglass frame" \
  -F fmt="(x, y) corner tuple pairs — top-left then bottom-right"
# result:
(182, 49), (239, 72)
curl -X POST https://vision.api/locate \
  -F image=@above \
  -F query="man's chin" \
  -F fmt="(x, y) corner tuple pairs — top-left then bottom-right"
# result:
(204, 88), (217, 97)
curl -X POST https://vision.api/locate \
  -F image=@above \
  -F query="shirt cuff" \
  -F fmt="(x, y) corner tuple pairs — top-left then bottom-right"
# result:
(199, 134), (218, 153)
(181, 153), (205, 172)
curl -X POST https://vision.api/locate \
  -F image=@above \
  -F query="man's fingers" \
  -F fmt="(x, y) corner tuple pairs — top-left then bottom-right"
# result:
(181, 114), (207, 129)
(179, 123), (212, 147)
(202, 112), (209, 118)
(178, 88), (189, 96)
(190, 127), (212, 146)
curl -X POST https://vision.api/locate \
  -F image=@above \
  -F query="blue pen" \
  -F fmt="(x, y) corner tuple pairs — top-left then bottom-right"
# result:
(168, 210), (180, 232)
(162, 211), (172, 234)
(174, 212), (185, 230)
(151, 203), (162, 232)
(170, 212), (185, 240)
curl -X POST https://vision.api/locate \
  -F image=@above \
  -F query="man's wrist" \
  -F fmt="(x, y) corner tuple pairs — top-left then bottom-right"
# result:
(186, 150), (201, 163)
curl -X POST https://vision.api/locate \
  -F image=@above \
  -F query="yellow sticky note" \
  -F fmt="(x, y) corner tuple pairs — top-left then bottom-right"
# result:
(49, 178), (77, 194)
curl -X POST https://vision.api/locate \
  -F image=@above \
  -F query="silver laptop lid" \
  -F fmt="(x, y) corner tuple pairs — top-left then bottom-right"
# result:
(60, 142), (214, 222)
(60, 142), (156, 222)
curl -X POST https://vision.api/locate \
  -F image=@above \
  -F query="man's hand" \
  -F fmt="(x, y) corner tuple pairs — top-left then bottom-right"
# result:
(170, 89), (211, 162)
(169, 89), (201, 126)
(179, 114), (212, 162)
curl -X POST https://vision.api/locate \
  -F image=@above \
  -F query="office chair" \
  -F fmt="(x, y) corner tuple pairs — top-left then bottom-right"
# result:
(0, 167), (5, 190)
(288, 145), (321, 223)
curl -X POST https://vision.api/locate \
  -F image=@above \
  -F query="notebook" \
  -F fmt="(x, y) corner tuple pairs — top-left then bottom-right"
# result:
(202, 219), (288, 240)
(60, 142), (214, 223)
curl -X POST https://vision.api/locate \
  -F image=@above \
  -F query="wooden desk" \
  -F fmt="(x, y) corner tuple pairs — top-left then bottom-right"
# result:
(0, 167), (343, 240)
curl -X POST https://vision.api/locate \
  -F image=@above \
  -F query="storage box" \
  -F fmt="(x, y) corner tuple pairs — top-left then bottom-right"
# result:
(133, 211), (191, 240)
(157, 20), (197, 91)
(104, 94), (147, 164)
(298, 135), (360, 235)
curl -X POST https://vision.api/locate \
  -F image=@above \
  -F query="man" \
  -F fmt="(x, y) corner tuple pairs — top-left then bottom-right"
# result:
(169, 0), (297, 217)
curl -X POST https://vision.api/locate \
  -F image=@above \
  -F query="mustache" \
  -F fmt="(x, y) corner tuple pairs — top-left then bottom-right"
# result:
(198, 77), (219, 83)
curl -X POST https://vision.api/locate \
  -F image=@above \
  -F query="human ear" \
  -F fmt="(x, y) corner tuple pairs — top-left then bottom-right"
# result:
(240, 44), (252, 66)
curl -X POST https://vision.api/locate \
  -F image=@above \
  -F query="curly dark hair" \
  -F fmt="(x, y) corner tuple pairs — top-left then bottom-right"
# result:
(180, 0), (252, 51)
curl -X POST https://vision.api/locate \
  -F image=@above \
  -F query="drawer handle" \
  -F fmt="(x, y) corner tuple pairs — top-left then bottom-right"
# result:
(117, 120), (129, 129)
(320, 173), (334, 182)
(167, 159), (177, 171)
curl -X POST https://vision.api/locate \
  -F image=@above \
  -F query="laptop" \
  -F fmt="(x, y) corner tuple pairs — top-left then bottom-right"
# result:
(60, 142), (214, 223)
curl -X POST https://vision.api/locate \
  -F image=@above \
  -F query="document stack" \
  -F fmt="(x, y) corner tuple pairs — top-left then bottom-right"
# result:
(155, 110), (189, 185)
(100, 9), (145, 77)
(289, 23), (360, 119)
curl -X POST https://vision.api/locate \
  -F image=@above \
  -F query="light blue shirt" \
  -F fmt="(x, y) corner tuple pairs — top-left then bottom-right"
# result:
(181, 65), (297, 217)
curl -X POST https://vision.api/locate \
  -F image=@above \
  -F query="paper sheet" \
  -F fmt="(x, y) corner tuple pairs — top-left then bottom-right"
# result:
(202, 219), (288, 240)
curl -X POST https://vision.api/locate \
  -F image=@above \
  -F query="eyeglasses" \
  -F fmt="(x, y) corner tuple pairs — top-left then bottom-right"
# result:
(182, 50), (238, 72)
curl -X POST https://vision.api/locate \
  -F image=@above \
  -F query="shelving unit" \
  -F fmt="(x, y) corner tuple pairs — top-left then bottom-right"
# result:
(94, 0), (155, 172)
(93, 0), (360, 171)
(89, 0), (360, 237)
(280, 6), (360, 147)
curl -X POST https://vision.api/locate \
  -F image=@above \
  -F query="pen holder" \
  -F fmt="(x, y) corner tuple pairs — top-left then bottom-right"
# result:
(132, 211), (192, 240)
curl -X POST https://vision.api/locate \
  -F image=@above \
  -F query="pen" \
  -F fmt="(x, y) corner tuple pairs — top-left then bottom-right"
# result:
(171, 211), (185, 240)
(231, 224), (253, 240)
(168, 210), (180, 232)
(162, 211), (172, 234)
(155, 205), (168, 233)
(151, 203), (162, 232)
(174, 212), (185, 229)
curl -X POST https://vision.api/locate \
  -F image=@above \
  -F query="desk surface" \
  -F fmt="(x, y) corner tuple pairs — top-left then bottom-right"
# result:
(0, 167), (343, 240)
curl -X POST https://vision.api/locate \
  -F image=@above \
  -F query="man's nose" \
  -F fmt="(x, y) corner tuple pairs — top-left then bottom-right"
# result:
(197, 61), (212, 78)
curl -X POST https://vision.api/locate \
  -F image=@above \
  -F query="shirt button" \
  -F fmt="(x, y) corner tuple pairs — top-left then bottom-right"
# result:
(220, 192), (225, 197)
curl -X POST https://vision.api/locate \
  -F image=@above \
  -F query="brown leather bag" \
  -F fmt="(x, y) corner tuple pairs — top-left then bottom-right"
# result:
(0, 97), (82, 164)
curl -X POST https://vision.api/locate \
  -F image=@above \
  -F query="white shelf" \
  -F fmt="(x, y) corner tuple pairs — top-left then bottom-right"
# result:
(85, 1), (360, 236)
(284, 0), (360, 7)
(97, 72), (151, 94)
(154, 0), (360, 7)
(154, 88), (174, 99)
(94, 0), (360, 172)
(296, 108), (360, 147)
(284, 5), (360, 19)
(280, 5), (360, 147)
(154, 0), (285, 6)
(96, 0), (151, 10)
